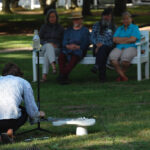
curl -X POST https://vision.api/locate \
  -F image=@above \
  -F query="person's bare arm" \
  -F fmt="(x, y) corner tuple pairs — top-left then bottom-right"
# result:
(96, 43), (103, 48)
(124, 36), (137, 44)
(113, 36), (137, 44)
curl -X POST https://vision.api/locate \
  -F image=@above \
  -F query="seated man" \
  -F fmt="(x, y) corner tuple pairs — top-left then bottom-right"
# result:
(58, 11), (90, 84)
(91, 8), (116, 82)
(0, 63), (45, 143)
(109, 12), (141, 81)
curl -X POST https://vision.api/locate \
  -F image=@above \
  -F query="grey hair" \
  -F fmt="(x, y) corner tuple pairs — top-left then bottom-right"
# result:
(122, 12), (132, 18)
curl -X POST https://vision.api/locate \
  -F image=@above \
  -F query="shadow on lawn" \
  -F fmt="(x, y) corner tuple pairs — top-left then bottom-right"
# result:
(0, 52), (150, 150)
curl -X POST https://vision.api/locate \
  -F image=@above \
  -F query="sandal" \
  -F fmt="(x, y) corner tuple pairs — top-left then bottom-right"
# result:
(52, 69), (57, 74)
(40, 79), (47, 83)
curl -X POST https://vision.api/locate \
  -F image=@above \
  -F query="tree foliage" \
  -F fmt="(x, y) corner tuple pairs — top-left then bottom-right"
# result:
(114, 0), (127, 16)
(39, 0), (57, 14)
(82, 0), (91, 16)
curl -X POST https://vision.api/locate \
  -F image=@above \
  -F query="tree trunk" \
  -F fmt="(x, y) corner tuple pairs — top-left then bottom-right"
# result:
(11, 0), (19, 8)
(65, 0), (70, 10)
(82, 0), (91, 16)
(44, 0), (57, 15)
(39, 0), (46, 10)
(114, 0), (127, 16)
(2, 0), (11, 13)
(72, 0), (78, 7)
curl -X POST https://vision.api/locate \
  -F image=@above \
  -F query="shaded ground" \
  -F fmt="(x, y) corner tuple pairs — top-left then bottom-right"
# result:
(0, 21), (42, 35)
(0, 6), (150, 35)
(1, 52), (150, 149)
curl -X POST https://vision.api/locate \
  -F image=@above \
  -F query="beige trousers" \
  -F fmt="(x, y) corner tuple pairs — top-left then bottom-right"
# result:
(109, 47), (137, 62)
(40, 43), (60, 74)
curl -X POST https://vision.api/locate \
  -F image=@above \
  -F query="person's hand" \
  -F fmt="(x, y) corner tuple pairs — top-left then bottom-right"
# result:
(96, 43), (103, 48)
(66, 44), (80, 50)
(73, 45), (80, 50)
(39, 111), (45, 118)
(66, 44), (72, 50)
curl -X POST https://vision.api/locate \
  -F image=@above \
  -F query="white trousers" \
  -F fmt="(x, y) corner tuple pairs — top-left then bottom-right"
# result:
(41, 43), (60, 74)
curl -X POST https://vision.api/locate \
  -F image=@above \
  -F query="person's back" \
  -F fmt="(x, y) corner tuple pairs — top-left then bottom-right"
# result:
(0, 63), (44, 144)
(0, 75), (29, 120)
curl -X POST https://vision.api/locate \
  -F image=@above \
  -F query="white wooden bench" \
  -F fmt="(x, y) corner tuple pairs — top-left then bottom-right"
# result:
(32, 30), (149, 82)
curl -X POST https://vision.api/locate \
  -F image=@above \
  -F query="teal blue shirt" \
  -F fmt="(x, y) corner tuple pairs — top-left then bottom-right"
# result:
(114, 24), (141, 50)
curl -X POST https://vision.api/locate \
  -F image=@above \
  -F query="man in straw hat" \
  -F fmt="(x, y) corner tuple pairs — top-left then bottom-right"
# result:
(58, 11), (90, 84)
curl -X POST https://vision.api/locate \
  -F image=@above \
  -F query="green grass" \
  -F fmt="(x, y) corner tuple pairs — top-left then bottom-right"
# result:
(0, 52), (150, 149)
(0, 35), (32, 50)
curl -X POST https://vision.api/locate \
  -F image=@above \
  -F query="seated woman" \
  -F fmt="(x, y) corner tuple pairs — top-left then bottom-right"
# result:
(39, 9), (64, 82)
(0, 63), (45, 143)
(58, 12), (90, 84)
(109, 12), (141, 81)
(91, 8), (116, 82)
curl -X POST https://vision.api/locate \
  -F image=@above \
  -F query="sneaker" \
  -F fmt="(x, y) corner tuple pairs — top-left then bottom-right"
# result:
(116, 76), (128, 82)
(121, 76), (128, 82)
(116, 76), (121, 82)
(57, 74), (70, 85)
(106, 64), (114, 70)
(91, 65), (99, 74)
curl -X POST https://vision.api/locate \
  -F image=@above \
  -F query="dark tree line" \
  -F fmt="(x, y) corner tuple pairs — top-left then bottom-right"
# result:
(114, 0), (127, 16)
(82, 0), (127, 16)
(2, 0), (127, 16)
(2, 0), (20, 13)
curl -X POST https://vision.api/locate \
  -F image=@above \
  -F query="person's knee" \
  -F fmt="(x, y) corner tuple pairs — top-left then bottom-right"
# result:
(121, 61), (130, 67)
(111, 60), (119, 66)
(45, 43), (54, 51)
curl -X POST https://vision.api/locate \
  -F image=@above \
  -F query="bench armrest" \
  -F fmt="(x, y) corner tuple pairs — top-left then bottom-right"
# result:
(136, 40), (149, 58)
(135, 40), (148, 46)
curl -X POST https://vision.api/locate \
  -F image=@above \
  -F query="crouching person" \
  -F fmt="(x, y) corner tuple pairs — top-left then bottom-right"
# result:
(58, 12), (90, 84)
(0, 63), (45, 143)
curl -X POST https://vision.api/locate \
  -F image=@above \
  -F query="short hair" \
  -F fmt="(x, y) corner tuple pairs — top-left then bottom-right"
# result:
(122, 12), (132, 18)
(2, 63), (23, 77)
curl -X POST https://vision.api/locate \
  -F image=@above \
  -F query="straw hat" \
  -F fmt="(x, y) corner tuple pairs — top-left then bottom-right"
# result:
(69, 11), (83, 19)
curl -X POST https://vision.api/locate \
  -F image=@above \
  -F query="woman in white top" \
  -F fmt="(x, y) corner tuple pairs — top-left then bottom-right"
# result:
(0, 63), (45, 143)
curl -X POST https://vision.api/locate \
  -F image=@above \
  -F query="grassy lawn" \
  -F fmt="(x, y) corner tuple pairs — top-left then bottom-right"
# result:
(0, 52), (150, 150)
(0, 35), (32, 50)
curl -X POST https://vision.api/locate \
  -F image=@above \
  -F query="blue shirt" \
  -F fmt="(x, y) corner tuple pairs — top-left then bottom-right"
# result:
(62, 26), (90, 57)
(91, 22), (114, 47)
(114, 23), (141, 50)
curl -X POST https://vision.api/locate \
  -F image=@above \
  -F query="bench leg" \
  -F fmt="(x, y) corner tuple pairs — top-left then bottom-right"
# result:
(145, 61), (149, 79)
(32, 58), (37, 82)
(137, 62), (142, 81)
